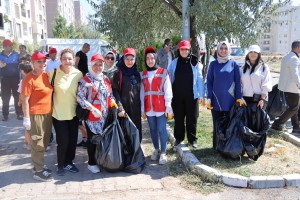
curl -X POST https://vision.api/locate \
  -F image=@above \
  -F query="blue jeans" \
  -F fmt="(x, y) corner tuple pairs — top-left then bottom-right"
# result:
(147, 114), (168, 153)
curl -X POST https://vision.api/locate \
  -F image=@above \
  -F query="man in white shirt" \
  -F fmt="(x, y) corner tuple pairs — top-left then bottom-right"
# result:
(271, 40), (300, 133)
(45, 48), (61, 73)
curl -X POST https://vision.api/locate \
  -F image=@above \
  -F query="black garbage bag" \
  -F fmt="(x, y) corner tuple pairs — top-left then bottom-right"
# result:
(118, 116), (145, 173)
(216, 103), (246, 159)
(93, 107), (127, 172)
(266, 84), (288, 119)
(241, 103), (270, 161)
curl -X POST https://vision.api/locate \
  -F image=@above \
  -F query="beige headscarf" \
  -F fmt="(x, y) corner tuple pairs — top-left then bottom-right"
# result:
(217, 41), (231, 64)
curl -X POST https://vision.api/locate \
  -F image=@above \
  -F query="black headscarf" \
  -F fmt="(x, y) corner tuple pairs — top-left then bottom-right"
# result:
(177, 49), (199, 66)
(116, 55), (139, 76)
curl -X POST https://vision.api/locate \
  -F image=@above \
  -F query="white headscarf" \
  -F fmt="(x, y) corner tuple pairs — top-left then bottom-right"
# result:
(88, 61), (103, 80)
(217, 41), (231, 64)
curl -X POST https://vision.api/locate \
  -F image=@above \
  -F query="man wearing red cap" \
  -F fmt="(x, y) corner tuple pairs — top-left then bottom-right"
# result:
(0, 39), (23, 121)
(45, 48), (61, 73)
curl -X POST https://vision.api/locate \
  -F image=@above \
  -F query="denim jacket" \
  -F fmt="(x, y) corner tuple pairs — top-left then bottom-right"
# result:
(167, 57), (204, 99)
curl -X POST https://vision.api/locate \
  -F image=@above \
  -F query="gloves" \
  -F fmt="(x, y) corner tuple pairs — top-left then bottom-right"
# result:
(118, 111), (126, 117)
(206, 99), (213, 110)
(91, 107), (102, 118)
(141, 113), (147, 120)
(110, 100), (118, 109)
(23, 117), (31, 130)
(199, 97), (205, 107)
(236, 99), (244, 107)
(165, 107), (174, 120)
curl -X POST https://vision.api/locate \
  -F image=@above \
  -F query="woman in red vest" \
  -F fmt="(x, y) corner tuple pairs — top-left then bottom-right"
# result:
(77, 54), (117, 173)
(140, 47), (173, 165)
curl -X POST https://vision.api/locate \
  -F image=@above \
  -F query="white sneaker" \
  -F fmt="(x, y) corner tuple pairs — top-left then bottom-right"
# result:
(88, 165), (100, 173)
(159, 153), (167, 165)
(151, 149), (160, 161)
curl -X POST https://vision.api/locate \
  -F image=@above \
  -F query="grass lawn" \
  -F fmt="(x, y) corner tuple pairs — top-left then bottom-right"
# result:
(168, 107), (300, 177)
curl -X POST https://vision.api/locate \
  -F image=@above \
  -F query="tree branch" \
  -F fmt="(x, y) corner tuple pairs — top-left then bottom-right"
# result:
(160, 0), (182, 17)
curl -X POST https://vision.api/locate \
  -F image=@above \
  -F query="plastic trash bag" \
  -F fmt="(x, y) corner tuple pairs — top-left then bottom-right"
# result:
(119, 116), (145, 174)
(93, 107), (127, 172)
(241, 103), (270, 161)
(216, 103), (245, 159)
(266, 84), (288, 119)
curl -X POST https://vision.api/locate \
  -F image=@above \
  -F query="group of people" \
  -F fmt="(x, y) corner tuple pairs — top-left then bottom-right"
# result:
(1, 37), (300, 182)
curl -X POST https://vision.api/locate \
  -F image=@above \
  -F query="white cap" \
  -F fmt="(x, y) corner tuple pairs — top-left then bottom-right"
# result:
(248, 45), (261, 53)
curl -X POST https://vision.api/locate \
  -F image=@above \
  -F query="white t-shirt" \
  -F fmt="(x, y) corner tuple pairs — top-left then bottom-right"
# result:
(17, 79), (22, 93)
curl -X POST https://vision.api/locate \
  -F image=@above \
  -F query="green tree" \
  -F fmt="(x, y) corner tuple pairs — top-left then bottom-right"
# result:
(52, 14), (69, 38)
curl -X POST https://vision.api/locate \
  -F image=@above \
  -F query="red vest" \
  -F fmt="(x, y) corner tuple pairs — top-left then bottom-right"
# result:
(82, 76), (112, 121)
(142, 67), (167, 112)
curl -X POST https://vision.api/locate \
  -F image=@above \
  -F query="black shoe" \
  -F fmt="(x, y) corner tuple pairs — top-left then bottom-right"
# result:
(2, 116), (8, 121)
(56, 167), (65, 176)
(64, 164), (79, 173)
(292, 127), (300, 134)
(33, 169), (52, 182)
(32, 165), (52, 174)
(17, 115), (23, 120)
(77, 140), (87, 148)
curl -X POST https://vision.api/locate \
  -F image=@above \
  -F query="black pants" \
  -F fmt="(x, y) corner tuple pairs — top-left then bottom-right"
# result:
(1, 77), (22, 117)
(273, 92), (300, 128)
(211, 110), (230, 149)
(53, 116), (79, 168)
(85, 123), (97, 165)
(172, 96), (199, 143)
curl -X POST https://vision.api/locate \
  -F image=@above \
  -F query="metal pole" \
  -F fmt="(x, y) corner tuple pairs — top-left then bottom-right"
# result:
(182, 0), (190, 40)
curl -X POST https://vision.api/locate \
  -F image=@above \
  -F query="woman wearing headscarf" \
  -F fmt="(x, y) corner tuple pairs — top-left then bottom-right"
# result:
(240, 45), (272, 108)
(112, 48), (142, 141)
(206, 41), (243, 149)
(140, 46), (173, 164)
(168, 40), (205, 148)
(48, 48), (83, 176)
(77, 54), (117, 173)
(103, 51), (118, 83)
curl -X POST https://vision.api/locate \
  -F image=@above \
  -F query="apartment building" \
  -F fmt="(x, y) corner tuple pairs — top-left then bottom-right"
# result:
(45, 0), (75, 38)
(0, 0), (34, 45)
(258, 5), (300, 54)
(31, 0), (47, 44)
(74, 0), (86, 25)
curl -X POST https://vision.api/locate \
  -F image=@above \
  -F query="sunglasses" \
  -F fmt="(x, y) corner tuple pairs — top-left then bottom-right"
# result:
(105, 57), (115, 61)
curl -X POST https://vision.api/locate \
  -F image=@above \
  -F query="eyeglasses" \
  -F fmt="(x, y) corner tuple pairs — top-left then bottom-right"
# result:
(130, 75), (137, 85)
(105, 57), (115, 61)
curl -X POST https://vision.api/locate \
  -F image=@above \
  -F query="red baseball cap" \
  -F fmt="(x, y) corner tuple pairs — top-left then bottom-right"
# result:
(49, 48), (57, 54)
(31, 52), (48, 61)
(91, 54), (104, 62)
(123, 48), (136, 56)
(2, 39), (13, 46)
(144, 46), (156, 54)
(178, 40), (191, 49)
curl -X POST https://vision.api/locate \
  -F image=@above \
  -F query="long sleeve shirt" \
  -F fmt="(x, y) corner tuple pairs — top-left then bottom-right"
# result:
(240, 61), (272, 99)
(207, 59), (242, 111)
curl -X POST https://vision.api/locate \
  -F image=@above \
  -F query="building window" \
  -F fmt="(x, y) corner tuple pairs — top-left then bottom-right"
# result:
(16, 23), (22, 38)
(15, 3), (20, 19)
(5, 0), (10, 14)
(27, 10), (30, 18)
(5, 20), (12, 35)
(0, 13), (3, 29)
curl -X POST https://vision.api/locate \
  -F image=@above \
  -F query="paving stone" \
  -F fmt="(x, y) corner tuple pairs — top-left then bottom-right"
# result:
(222, 173), (248, 188)
(282, 174), (300, 187)
(249, 176), (285, 189)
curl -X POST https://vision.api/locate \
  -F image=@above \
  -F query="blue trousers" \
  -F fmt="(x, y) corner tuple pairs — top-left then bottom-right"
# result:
(147, 114), (168, 153)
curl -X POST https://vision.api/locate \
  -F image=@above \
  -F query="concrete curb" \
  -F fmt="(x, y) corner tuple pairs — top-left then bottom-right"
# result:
(167, 125), (300, 189)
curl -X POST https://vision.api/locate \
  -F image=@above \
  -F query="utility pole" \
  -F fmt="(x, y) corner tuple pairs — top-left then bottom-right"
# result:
(182, 0), (190, 40)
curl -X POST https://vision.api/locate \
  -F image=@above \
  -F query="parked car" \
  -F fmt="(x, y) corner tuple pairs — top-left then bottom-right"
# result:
(230, 46), (247, 67)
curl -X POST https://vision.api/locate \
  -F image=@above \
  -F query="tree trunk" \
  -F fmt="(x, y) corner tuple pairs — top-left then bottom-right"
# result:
(190, 16), (199, 57)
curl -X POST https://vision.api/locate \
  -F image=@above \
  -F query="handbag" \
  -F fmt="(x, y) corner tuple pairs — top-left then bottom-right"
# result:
(76, 80), (101, 120)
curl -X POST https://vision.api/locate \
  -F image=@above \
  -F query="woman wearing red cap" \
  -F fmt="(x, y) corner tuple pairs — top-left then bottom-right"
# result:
(77, 54), (117, 173)
(48, 48), (83, 176)
(168, 40), (205, 148)
(112, 48), (142, 141)
(21, 52), (53, 181)
(140, 46), (173, 164)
